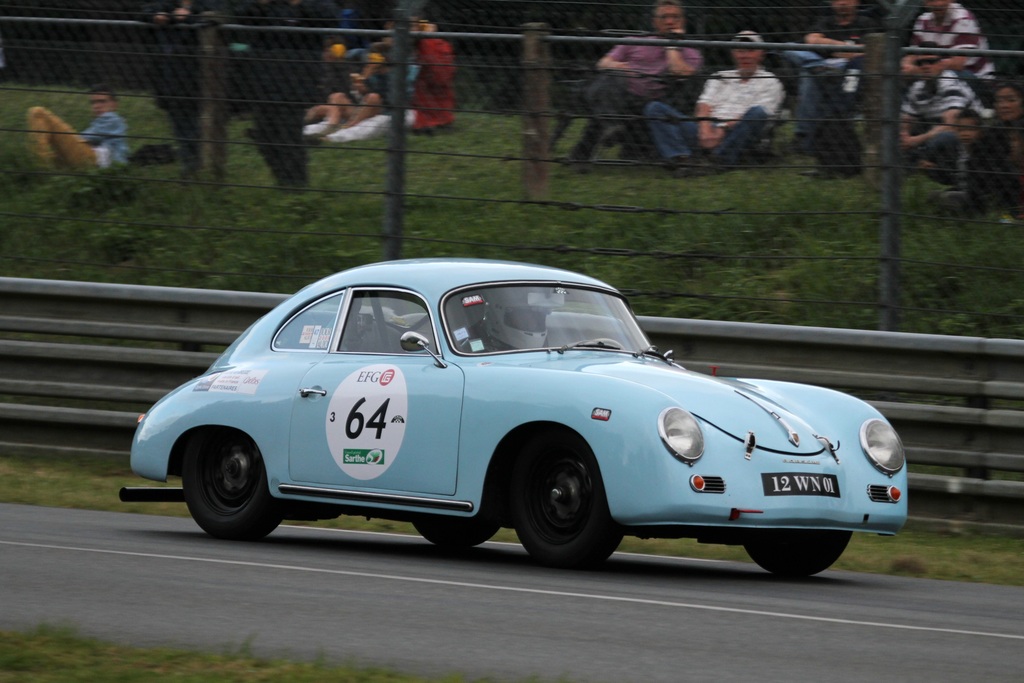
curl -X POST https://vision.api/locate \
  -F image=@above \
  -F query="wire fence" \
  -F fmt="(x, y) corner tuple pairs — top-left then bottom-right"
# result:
(1, 1), (1023, 336)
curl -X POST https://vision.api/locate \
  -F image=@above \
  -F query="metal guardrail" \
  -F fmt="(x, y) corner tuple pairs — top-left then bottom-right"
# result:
(1, 276), (1022, 535)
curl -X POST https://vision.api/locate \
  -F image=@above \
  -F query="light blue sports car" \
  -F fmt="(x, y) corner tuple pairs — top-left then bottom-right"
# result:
(123, 259), (907, 576)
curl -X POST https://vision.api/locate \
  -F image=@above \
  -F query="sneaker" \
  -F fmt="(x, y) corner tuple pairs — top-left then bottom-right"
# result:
(668, 155), (694, 177)
(303, 122), (333, 137)
(929, 189), (970, 213)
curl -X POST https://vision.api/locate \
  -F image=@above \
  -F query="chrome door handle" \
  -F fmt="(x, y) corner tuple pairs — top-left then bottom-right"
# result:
(299, 387), (327, 398)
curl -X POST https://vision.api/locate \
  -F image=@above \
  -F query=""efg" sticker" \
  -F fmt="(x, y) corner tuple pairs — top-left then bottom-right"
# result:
(325, 365), (408, 480)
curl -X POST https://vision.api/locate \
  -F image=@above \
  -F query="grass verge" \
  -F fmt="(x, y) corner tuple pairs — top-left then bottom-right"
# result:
(0, 625), (502, 683)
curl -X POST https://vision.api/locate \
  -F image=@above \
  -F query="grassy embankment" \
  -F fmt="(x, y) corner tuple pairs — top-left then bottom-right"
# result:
(3, 86), (1024, 336)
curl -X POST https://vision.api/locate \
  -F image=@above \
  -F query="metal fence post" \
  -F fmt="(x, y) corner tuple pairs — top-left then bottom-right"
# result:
(521, 23), (551, 200)
(382, 0), (428, 261)
(877, 1), (921, 332)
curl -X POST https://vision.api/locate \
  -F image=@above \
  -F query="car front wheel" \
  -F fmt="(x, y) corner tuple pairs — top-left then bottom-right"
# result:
(743, 530), (852, 577)
(182, 429), (283, 541)
(510, 429), (623, 569)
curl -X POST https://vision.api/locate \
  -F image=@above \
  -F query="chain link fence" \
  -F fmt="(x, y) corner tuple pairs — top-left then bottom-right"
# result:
(1, 1), (1023, 335)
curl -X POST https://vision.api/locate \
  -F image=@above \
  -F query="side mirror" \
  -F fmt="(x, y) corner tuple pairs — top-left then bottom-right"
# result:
(399, 331), (447, 368)
(400, 330), (429, 352)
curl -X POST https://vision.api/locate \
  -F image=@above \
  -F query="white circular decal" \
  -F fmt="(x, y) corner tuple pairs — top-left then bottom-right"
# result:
(326, 365), (408, 480)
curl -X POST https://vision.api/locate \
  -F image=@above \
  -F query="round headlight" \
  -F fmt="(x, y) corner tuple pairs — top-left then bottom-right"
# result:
(860, 419), (905, 474)
(659, 407), (704, 464)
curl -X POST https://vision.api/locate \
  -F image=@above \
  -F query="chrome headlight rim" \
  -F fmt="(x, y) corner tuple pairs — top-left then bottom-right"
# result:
(859, 418), (905, 474)
(658, 407), (705, 464)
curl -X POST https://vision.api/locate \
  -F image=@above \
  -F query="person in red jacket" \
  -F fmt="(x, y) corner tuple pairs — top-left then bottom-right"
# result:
(411, 19), (455, 133)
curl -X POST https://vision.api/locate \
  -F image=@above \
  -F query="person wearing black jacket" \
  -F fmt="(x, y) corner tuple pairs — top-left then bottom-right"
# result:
(143, 1), (224, 177)
(235, 0), (339, 188)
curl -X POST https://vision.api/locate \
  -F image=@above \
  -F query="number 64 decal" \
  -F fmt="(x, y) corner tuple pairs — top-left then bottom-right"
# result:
(328, 397), (391, 439)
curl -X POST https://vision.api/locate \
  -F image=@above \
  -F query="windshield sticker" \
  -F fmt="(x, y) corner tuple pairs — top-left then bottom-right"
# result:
(325, 365), (408, 480)
(194, 369), (268, 395)
(462, 294), (485, 307)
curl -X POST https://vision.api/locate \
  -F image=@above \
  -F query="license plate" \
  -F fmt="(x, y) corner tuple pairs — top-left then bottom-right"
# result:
(762, 472), (841, 498)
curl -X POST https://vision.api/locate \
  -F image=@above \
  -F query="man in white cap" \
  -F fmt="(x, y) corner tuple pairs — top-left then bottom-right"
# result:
(644, 30), (784, 174)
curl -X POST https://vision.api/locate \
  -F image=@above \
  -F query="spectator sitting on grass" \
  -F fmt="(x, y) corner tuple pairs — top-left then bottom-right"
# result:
(900, 42), (981, 185)
(411, 18), (456, 134)
(933, 83), (1024, 216)
(901, 0), (993, 82)
(644, 31), (783, 176)
(567, 0), (703, 168)
(304, 42), (418, 139)
(26, 84), (129, 169)
(782, 0), (880, 155)
(302, 36), (356, 137)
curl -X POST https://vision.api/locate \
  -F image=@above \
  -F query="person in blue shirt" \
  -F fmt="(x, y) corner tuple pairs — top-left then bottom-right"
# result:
(27, 85), (129, 168)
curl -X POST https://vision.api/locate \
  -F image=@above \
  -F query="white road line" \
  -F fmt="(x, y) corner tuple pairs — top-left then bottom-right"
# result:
(284, 524), (729, 563)
(3, 539), (1021, 641)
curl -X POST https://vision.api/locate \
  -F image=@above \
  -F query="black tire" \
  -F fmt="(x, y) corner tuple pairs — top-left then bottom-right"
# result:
(181, 429), (283, 541)
(510, 429), (623, 569)
(743, 530), (852, 577)
(413, 516), (500, 548)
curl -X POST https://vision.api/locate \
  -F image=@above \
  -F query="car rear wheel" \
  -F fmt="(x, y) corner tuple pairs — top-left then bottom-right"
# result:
(182, 429), (283, 541)
(510, 429), (623, 569)
(743, 530), (852, 577)
(413, 516), (500, 548)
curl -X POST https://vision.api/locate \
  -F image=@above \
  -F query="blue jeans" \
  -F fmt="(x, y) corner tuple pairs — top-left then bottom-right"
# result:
(782, 50), (862, 148)
(906, 129), (959, 185)
(645, 101), (770, 166)
(644, 100), (698, 161)
(713, 106), (770, 166)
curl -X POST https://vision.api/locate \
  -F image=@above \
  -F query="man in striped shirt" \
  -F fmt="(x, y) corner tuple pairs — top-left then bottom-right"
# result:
(901, 0), (993, 81)
(900, 42), (983, 184)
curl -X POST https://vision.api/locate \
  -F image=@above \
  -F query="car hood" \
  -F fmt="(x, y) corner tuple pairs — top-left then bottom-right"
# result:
(513, 352), (833, 456)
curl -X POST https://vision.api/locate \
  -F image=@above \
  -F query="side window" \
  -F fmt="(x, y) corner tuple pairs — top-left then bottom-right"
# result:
(272, 292), (344, 351)
(339, 290), (435, 354)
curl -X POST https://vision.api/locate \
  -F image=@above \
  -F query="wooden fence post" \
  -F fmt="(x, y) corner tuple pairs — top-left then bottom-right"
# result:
(862, 33), (885, 189)
(199, 14), (228, 181)
(521, 23), (552, 200)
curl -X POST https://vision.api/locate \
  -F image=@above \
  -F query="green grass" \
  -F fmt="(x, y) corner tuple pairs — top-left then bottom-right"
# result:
(4, 84), (1024, 336)
(0, 625), (499, 683)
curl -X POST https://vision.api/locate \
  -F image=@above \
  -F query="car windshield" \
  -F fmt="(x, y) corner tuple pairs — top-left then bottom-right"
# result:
(442, 283), (649, 354)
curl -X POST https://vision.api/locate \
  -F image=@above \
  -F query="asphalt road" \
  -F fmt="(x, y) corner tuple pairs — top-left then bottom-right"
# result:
(2, 503), (1022, 682)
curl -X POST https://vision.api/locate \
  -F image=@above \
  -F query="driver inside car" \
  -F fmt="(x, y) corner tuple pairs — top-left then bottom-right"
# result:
(485, 289), (552, 350)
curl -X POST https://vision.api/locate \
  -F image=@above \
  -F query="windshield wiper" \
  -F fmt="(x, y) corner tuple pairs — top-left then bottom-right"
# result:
(556, 338), (625, 354)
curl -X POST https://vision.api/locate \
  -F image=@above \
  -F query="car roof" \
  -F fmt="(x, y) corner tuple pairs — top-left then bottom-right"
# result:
(295, 259), (618, 302)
